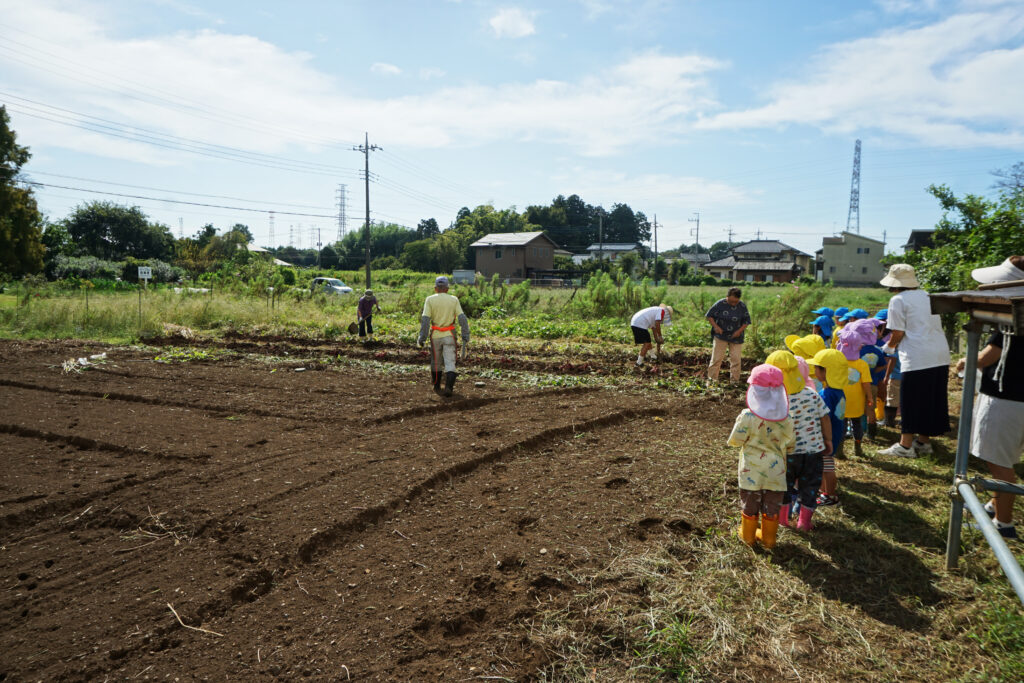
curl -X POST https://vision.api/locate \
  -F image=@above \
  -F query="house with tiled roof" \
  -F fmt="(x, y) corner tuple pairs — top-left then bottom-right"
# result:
(700, 240), (812, 283)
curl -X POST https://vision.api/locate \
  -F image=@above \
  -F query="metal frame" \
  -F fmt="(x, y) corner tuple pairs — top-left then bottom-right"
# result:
(930, 288), (1024, 606)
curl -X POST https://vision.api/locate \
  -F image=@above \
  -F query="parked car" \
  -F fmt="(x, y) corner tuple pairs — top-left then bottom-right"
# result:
(311, 277), (353, 295)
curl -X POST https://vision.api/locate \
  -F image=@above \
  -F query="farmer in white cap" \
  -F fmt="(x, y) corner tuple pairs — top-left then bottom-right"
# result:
(955, 256), (1024, 539)
(417, 276), (470, 397)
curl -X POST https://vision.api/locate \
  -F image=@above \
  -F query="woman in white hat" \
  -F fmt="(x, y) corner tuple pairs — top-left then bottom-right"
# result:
(877, 264), (951, 458)
(955, 256), (1024, 540)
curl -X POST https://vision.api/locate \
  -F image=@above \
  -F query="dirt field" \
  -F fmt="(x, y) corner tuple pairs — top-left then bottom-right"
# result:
(0, 338), (738, 681)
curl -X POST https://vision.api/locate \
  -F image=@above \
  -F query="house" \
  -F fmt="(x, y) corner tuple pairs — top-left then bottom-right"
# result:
(902, 229), (935, 253)
(701, 240), (812, 283)
(583, 243), (643, 262)
(815, 231), (886, 286)
(470, 231), (561, 280)
(677, 252), (711, 270)
(703, 256), (736, 280)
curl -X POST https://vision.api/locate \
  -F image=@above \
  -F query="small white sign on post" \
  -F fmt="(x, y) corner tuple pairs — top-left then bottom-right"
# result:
(137, 266), (152, 281)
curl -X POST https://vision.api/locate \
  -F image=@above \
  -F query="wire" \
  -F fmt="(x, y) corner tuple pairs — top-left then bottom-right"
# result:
(24, 170), (336, 210)
(23, 181), (338, 218)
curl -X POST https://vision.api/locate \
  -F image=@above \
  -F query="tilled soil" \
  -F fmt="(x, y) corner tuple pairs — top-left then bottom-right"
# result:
(0, 339), (739, 681)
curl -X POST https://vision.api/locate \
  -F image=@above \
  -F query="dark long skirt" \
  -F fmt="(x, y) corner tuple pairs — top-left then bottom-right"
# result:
(899, 365), (950, 436)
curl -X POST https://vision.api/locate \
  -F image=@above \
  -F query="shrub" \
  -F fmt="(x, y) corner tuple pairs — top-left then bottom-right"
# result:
(51, 255), (123, 281)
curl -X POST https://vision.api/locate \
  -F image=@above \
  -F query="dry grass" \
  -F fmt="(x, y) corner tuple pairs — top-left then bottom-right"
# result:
(527, 422), (1024, 682)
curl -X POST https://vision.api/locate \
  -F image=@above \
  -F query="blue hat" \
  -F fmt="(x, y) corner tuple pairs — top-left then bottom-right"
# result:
(834, 307), (850, 317)
(811, 307), (834, 317)
(839, 313), (856, 322)
(850, 308), (869, 319)
(810, 315), (834, 335)
(874, 309), (888, 321)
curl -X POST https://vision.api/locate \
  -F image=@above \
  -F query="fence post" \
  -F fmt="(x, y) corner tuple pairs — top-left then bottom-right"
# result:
(945, 323), (981, 570)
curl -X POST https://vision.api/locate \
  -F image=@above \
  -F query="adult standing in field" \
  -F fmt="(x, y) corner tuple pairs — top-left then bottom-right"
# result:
(630, 303), (674, 366)
(706, 287), (751, 382)
(357, 289), (381, 338)
(957, 256), (1024, 539)
(876, 264), (951, 458)
(417, 276), (470, 397)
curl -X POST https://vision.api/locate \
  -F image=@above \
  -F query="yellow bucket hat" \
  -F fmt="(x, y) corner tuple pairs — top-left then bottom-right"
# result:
(786, 334), (826, 360)
(807, 349), (850, 389)
(765, 350), (804, 395)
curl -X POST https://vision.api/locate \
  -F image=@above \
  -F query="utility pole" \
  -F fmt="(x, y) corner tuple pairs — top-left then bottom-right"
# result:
(353, 132), (382, 289)
(652, 214), (658, 284)
(598, 215), (604, 264)
(688, 212), (700, 255)
(882, 229), (887, 255)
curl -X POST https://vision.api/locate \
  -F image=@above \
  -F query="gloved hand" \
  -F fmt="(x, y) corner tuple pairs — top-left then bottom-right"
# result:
(416, 338), (425, 348)
(880, 343), (896, 355)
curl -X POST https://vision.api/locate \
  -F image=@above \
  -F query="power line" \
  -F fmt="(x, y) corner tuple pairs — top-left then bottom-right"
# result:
(24, 170), (335, 210)
(22, 181), (337, 218)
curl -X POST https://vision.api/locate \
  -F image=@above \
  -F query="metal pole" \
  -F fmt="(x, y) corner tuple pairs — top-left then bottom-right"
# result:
(946, 324), (981, 570)
(956, 480), (1024, 606)
(980, 479), (1024, 496)
(138, 286), (142, 329)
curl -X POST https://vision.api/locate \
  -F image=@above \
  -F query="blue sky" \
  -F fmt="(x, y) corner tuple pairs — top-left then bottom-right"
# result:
(2, 0), (1023, 257)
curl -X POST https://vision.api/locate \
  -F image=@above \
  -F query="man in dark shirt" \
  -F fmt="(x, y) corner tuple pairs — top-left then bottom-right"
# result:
(357, 289), (381, 338)
(705, 287), (752, 382)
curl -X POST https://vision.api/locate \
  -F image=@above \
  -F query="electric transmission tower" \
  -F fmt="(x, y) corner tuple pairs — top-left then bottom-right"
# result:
(336, 184), (347, 241)
(846, 139), (861, 234)
(268, 211), (275, 248)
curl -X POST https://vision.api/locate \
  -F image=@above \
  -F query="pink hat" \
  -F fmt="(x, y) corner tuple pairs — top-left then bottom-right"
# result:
(837, 318), (883, 361)
(795, 356), (815, 390)
(746, 364), (788, 421)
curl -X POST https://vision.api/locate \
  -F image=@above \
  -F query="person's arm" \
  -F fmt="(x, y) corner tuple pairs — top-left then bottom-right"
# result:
(955, 344), (1003, 374)
(727, 414), (750, 448)
(883, 355), (895, 382)
(652, 320), (663, 342)
(706, 316), (724, 336)
(820, 415), (832, 457)
(732, 323), (748, 340)
(862, 377), (874, 409)
(417, 300), (431, 346)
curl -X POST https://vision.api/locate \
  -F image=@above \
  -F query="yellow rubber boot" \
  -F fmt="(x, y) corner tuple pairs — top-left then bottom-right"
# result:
(739, 513), (758, 546)
(875, 399), (885, 422)
(755, 514), (780, 549)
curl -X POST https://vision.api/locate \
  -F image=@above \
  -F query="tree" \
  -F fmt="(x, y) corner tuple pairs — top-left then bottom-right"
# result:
(64, 201), (173, 260)
(194, 224), (217, 249)
(991, 161), (1024, 195)
(401, 239), (437, 272)
(41, 221), (74, 278)
(617, 252), (638, 277)
(319, 244), (340, 268)
(0, 106), (44, 276)
(708, 241), (738, 260)
(604, 203), (651, 244)
(416, 218), (439, 239)
(228, 223), (253, 243)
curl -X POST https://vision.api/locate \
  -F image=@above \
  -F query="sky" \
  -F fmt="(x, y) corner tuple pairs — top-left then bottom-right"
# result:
(2, 0), (1023, 258)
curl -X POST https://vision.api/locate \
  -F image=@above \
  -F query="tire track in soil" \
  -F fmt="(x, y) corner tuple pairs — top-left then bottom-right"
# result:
(0, 468), (179, 538)
(0, 423), (201, 463)
(297, 405), (666, 563)
(368, 385), (600, 425)
(0, 378), (302, 421)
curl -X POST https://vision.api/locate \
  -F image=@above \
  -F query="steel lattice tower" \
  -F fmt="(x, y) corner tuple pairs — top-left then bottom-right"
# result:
(336, 184), (347, 241)
(846, 139), (861, 234)
(268, 211), (275, 248)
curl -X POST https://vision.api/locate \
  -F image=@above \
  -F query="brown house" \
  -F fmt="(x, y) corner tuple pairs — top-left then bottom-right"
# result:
(470, 231), (561, 280)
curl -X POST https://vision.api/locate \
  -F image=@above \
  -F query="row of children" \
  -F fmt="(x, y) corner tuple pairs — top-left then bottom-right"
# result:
(727, 307), (895, 549)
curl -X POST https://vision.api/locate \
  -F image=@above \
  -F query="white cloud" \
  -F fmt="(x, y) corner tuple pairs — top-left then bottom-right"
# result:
(419, 67), (446, 80)
(370, 62), (401, 76)
(552, 168), (755, 208)
(698, 7), (1024, 149)
(577, 0), (613, 20)
(0, 2), (726, 159)
(489, 8), (537, 38)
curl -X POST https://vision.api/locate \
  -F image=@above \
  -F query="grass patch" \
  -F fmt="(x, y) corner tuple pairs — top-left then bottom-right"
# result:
(529, 425), (1024, 681)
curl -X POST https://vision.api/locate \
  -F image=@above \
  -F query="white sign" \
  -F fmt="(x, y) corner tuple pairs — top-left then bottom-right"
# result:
(137, 266), (152, 280)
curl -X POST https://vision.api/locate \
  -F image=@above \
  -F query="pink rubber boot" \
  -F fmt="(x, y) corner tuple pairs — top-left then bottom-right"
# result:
(797, 506), (814, 532)
(778, 503), (790, 528)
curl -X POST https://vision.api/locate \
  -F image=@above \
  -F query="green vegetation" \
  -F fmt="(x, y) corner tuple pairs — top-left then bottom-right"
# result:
(0, 276), (891, 354)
